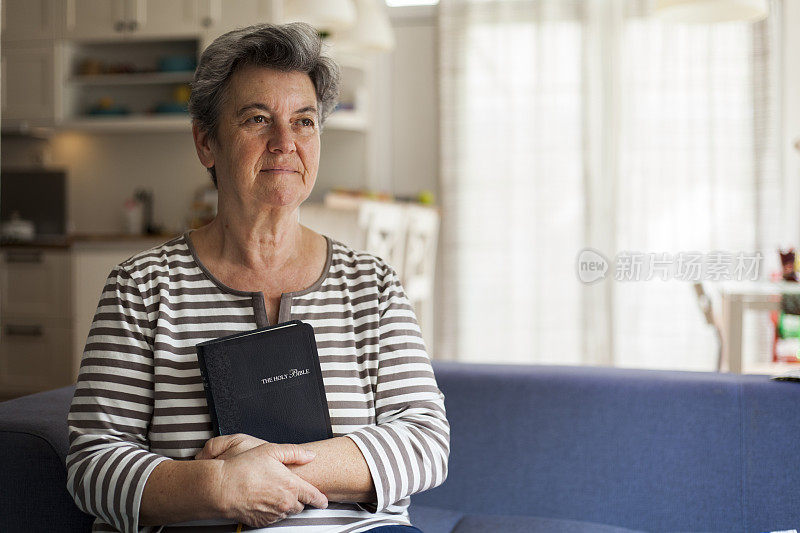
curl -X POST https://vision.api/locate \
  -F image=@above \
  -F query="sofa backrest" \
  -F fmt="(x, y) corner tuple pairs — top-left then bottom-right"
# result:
(415, 362), (800, 533)
(2, 364), (799, 533)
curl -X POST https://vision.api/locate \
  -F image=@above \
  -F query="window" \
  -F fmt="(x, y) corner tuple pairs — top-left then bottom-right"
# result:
(438, 0), (784, 369)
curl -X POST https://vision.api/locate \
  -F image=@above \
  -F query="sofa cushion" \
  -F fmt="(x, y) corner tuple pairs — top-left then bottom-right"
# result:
(407, 505), (647, 533)
(418, 362), (749, 532)
(741, 378), (800, 532)
(408, 505), (464, 533)
(453, 514), (647, 533)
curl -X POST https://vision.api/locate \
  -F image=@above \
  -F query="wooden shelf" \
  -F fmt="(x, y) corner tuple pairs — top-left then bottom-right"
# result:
(70, 71), (194, 86)
(62, 114), (191, 131)
(325, 111), (367, 132)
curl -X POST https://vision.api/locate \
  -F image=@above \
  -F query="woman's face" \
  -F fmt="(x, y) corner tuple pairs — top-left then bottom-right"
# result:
(196, 65), (321, 212)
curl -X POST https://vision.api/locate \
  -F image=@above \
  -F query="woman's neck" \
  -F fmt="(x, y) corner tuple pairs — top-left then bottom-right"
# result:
(199, 207), (305, 273)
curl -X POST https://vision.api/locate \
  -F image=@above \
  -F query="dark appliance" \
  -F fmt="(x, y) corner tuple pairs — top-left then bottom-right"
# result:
(0, 169), (67, 239)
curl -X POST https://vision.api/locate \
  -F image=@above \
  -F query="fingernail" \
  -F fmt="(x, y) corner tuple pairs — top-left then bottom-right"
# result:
(304, 449), (316, 458)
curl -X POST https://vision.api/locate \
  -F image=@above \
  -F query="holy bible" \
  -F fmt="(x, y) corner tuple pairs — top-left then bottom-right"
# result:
(195, 320), (333, 444)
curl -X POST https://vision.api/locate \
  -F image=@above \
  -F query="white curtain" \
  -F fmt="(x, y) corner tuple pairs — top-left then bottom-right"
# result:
(437, 0), (786, 369)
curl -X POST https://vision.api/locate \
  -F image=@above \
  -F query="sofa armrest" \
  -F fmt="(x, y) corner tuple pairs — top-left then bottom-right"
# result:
(0, 386), (94, 532)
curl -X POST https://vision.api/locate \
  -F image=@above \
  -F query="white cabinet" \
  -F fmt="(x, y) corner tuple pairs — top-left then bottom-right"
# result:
(200, 0), (277, 45)
(0, 240), (168, 397)
(62, 0), (280, 43)
(54, 0), (284, 131)
(0, 249), (71, 317)
(1, 0), (62, 130)
(0, 318), (73, 394)
(63, 0), (127, 40)
(1, 0), (376, 137)
(62, 39), (198, 130)
(128, 0), (201, 39)
(0, 248), (73, 395)
(1, 0), (59, 41)
(71, 240), (166, 375)
(1, 42), (61, 128)
(63, 0), (200, 41)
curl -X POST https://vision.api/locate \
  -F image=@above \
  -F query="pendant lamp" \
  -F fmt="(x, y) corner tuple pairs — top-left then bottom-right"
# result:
(655, 0), (769, 23)
(283, 0), (357, 34)
(334, 0), (396, 53)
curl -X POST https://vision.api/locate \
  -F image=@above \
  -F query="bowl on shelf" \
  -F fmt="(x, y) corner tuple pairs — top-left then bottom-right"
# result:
(158, 55), (197, 72)
(153, 102), (188, 114)
(86, 106), (130, 116)
(86, 96), (130, 116)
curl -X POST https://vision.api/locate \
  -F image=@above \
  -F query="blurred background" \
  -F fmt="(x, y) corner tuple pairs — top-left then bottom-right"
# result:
(1, 0), (799, 398)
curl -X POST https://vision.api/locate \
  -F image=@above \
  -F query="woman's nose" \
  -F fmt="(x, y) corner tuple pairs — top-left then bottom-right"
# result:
(267, 123), (296, 154)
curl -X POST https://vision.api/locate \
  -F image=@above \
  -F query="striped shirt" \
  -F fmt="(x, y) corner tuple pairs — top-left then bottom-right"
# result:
(67, 232), (450, 533)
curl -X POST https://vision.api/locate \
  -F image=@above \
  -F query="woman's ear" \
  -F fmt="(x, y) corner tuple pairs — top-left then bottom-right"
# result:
(192, 122), (215, 169)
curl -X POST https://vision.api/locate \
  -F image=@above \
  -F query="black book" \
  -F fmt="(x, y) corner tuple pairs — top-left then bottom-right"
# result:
(196, 320), (333, 444)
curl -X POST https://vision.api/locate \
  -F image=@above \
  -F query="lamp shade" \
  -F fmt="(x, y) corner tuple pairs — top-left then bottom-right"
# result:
(333, 0), (395, 53)
(284, 0), (357, 33)
(655, 0), (769, 23)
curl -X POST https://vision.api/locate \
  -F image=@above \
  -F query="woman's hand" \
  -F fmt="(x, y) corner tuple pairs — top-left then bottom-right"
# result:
(213, 442), (329, 527)
(195, 433), (267, 460)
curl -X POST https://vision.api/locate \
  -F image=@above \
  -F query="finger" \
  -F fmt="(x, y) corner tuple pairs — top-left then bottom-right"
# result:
(197, 435), (230, 459)
(194, 437), (218, 460)
(289, 500), (306, 516)
(291, 500), (306, 514)
(195, 434), (238, 460)
(215, 445), (247, 460)
(265, 443), (316, 465)
(295, 478), (328, 509)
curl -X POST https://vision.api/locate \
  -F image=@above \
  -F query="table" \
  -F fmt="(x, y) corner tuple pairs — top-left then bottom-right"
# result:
(717, 281), (800, 373)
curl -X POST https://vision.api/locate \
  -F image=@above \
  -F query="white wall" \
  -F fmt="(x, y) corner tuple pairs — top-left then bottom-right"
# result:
(388, 10), (440, 201)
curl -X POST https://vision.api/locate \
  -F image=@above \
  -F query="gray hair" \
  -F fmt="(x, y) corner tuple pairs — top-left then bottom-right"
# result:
(189, 22), (340, 186)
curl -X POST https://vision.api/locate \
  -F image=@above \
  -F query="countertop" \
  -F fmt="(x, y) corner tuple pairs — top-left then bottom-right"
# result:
(0, 233), (179, 249)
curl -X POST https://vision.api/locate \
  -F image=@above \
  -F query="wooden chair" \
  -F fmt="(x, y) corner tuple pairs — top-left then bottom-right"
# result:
(402, 205), (440, 347)
(693, 282), (723, 371)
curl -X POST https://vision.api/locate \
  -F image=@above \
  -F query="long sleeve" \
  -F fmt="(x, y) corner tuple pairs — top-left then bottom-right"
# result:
(66, 265), (170, 533)
(345, 266), (450, 513)
(66, 234), (439, 532)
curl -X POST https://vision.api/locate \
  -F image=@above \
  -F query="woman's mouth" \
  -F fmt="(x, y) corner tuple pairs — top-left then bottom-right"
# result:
(260, 168), (297, 174)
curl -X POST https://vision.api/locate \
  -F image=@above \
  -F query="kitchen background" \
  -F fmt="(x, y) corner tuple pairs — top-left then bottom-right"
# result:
(0, 0), (440, 397)
(3, 0), (800, 399)
(1, 1), (438, 233)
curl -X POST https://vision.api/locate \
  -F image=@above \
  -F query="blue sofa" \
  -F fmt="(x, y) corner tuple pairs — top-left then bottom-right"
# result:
(1, 362), (799, 532)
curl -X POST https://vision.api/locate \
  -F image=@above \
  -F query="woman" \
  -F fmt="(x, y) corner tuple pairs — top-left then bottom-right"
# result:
(67, 23), (449, 533)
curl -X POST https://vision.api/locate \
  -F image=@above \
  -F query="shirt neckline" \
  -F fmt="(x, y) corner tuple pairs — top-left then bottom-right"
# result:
(182, 229), (334, 299)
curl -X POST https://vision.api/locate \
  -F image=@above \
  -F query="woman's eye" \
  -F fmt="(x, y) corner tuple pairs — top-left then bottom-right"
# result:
(299, 118), (315, 127)
(248, 115), (267, 124)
